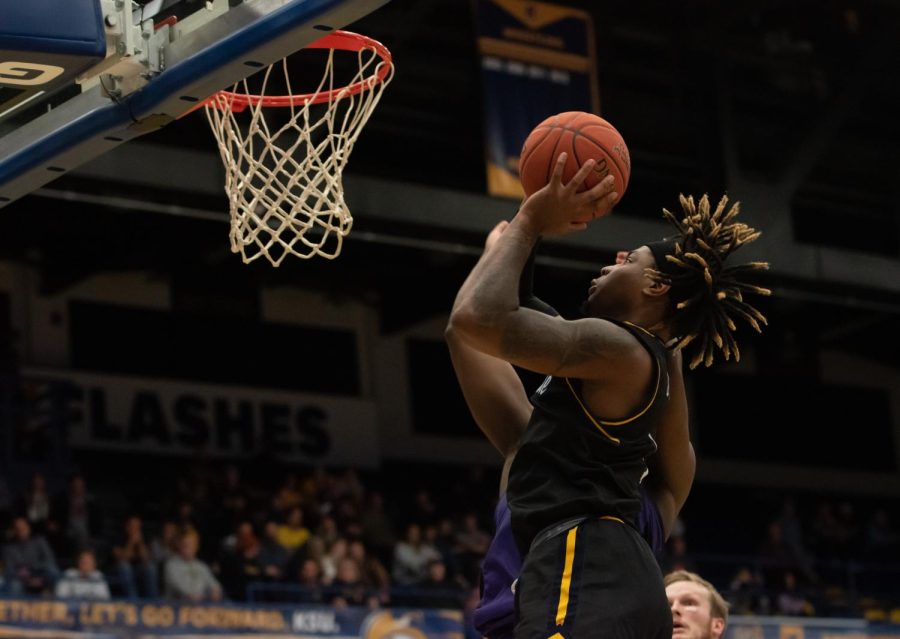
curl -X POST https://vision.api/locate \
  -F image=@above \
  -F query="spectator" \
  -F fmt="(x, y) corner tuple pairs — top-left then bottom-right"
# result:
(758, 521), (792, 587)
(320, 538), (349, 585)
(348, 540), (390, 603)
(329, 557), (377, 609)
(258, 520), (291, 580)
(865, 508), (899, 560)
(411, 489), (438, 527)
(776, 572), (815, 616)
(810, 502), (841, 558)
(451, 466), (493, 519)
(312, 468), (338, 515)
(454, 513), (489, 584)
(303, 534), (327, 577)
(55, 549), (110, 600)
(0, 477), (12, 531)
(276, 507), (311, 554)
(334, 497), (361, 531)
(299, 469), (323, 506)
(150, 521), (180, 569)
(179, 476), (215, 550)
(113, 515), (158, 599)
(273, 474), (304, 514)
(432, 518), (462, 580)
(333, 469), (365, 505)
(19, 473), (53, 536)
(663, 536), (698, 574)
(455, 514), (488, 554)
(777, 498), (815, 581)
(219, 464), (250, 528)
(163, 532), (222, 602)
(415, 558), (463, 609)
(360, 492), (396, 566)
(297, 558), (325, 604)
(2, 516), (59, 595)
(173, 501), (201, 543)
(835, 502), (860, 560)
(728, 566), (768, 615)
(219, 522), (264, 601)
(315, 515), (340, 550)
(54, 474), (100, 556)
(392, 524), (440, 586)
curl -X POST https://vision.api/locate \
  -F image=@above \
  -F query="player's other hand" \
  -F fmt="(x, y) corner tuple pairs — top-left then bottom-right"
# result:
(485, 220), (509, 253)
(517, 153), (618, 237)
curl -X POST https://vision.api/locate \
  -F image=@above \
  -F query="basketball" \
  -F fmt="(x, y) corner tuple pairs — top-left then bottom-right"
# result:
(518, 112), (631, 200)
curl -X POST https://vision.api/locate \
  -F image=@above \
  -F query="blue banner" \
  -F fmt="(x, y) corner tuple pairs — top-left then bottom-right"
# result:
(474, 0), (599, 198)
(0, 599), (465, 638)
(0, 601), (897, 639)
(725, 616), (900, 639)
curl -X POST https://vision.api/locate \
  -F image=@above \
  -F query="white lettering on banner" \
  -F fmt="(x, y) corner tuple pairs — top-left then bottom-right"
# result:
(0, 62), (65, 86)
(292, 611), (340, 633)
(23, 369), (380, 467)
(732, 626), (766, 639)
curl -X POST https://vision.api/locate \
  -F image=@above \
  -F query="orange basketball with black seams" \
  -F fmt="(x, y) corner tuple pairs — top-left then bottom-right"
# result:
(518, 112), (631, 202)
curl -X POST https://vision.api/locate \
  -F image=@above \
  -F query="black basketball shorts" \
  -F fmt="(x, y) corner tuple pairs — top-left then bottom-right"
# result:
(514, 517), (672, 639)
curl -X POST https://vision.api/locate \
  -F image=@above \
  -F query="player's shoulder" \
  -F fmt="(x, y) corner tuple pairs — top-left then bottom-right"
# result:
(563, 316), (655, 382)
(575, 316), (655, 357)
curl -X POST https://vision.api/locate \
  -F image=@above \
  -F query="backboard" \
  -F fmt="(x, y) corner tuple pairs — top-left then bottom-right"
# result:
(0, 0), (390, 207)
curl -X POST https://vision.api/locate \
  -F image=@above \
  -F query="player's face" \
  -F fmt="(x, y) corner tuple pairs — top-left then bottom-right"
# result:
(583, 246), (655, 318)
(667, 581), (724, 639)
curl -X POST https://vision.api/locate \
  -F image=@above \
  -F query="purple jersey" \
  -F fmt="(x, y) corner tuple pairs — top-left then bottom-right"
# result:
(472, 488), (664, 639)
(638, 485), (665, 559)
(472, 493), (519, 639)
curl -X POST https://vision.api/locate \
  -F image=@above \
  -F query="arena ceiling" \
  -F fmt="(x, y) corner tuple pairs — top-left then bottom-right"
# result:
(1, 0), (899, 366)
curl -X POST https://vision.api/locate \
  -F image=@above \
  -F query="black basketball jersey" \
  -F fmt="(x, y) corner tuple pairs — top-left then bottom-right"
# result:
(506, 320), (670, 553)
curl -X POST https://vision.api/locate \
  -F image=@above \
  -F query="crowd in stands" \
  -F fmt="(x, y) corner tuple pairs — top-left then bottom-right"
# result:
(1, 465), (898, 621)
(0, 466), (483, 611)
(662, 497), (900, 619)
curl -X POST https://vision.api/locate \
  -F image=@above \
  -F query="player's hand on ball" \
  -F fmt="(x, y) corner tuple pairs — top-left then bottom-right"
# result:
(485, 220), (509, 253)
(518, 152), (618, 237)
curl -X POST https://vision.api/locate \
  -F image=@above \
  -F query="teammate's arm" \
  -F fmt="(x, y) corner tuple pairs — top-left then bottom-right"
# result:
(644, 348), (694, 538)
(446, 221), (534, 456)
(445, 332), (531, 456)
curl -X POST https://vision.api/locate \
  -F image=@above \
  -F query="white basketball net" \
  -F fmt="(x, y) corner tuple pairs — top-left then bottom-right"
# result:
(204, 35), (393, 266)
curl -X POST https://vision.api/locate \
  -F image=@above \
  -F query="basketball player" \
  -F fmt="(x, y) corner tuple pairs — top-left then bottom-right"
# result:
(447, 228), (692, 639)
(447, 154), (769, 638)
(665, 571), (729, 639)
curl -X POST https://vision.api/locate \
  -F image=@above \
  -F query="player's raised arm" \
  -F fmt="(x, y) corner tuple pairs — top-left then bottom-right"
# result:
(447, 155), (636, 381)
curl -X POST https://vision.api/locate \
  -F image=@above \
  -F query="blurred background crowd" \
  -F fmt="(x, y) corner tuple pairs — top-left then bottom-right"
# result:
(2, 462), (898, 621)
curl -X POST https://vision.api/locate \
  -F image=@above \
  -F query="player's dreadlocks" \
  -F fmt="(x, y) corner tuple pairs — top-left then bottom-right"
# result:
(645, 194), (771, 369)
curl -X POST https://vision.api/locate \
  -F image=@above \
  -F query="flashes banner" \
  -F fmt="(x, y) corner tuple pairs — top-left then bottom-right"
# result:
(18, 369), (380, 467)
(0, 599), (465, 638)
(474, 0), (599, 198)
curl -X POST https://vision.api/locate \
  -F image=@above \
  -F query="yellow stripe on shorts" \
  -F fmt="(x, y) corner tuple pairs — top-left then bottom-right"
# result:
(555, 526), (579, 626)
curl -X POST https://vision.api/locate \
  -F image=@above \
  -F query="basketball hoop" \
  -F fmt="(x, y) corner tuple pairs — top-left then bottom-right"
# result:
(203, 30), (393, 266)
